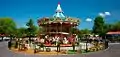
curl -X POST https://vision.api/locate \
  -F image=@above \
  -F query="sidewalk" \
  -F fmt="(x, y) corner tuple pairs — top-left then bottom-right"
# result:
(109, 43), (120, 45)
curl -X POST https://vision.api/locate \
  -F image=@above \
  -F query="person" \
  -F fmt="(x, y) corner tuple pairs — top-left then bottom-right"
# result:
(15, 40), (18, 48)
(105, 39), (108, 49)
(57, 41), (60, 52)
(8, 40), (12, 50)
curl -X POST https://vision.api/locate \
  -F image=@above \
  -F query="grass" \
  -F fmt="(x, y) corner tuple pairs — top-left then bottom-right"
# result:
(67, 50), (76, 54)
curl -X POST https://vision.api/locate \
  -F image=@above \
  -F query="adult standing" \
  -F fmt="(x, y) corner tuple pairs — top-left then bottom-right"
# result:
(8, 40), (12, 50)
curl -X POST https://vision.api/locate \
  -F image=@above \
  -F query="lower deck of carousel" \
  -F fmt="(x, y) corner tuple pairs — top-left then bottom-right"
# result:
(10, 43), (96, 55)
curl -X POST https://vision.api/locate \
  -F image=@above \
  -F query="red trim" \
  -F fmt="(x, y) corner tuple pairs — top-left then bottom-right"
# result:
(44, 44), (72, 47)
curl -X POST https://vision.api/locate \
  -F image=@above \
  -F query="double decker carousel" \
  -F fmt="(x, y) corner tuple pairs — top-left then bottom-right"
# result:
(36, 3), (80, 47)
(9, 3), (105, 54)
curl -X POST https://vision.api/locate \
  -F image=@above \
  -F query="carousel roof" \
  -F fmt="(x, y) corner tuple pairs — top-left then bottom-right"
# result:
(37, 2), (80, 26)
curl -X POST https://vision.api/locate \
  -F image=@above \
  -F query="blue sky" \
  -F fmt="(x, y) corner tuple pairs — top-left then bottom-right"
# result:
(0, 0), (120, 29)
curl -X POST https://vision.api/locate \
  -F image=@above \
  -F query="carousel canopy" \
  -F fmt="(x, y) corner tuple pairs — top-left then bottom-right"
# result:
(37, 2), (80, 26)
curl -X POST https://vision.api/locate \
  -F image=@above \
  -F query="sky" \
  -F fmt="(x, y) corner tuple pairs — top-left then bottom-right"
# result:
(0, 0), (120, 29)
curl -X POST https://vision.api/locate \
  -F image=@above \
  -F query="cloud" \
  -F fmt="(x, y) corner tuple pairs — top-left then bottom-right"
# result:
(99, 12), (111, 17)
(99, 13), (105, 17)
(86, 18), (92, 22)
(105, 12), (111, 16)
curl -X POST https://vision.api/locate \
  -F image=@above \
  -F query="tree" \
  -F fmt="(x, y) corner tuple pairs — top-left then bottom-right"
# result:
(110, 21), (120, 31)
(15, 27), (27, 38)
(0, 18), (16, 40)
(70, 28), (80, 34)
(80, 29), (91, 34)
(103, 21), (120, 32)
(26, 19), (37, 39)
(103, 24), (112, 33)
(92, 16), (105, 36)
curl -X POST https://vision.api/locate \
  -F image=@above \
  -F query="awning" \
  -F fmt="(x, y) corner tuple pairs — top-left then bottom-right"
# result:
(107, 31), (120, 34)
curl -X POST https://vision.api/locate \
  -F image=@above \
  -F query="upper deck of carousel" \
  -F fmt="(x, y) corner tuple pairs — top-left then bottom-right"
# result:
(37, 2), (80, 27)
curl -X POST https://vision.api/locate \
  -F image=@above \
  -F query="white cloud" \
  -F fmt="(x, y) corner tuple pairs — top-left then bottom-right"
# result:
(86, 18), (92, 22)
(105, 12), (111, 16)
(99, 12), (111, 17)
(99, 13), (105, 17)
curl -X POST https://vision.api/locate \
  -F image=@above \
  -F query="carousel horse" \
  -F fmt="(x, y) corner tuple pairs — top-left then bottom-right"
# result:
(63, 37), (68, 44)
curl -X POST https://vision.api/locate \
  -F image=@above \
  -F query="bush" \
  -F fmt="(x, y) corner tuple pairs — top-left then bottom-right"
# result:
(67, 50), (76, 54)
(46, 48), (51, 52)
(81, 49), (86, 53)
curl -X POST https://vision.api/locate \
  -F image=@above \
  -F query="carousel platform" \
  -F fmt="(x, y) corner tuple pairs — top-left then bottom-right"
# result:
(10, 43), (94, 55)
(11, 47), (73, 55)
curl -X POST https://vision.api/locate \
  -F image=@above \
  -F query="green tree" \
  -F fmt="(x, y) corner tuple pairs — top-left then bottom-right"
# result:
(71, 28), (80, 34)
(103, 24), (112, 33)
(80, 29), (91, 34)
(104, 21), (120, 32)
(0, 18), (16, 40)
(78, 29), (92, 40)
(111, 21), (120, 31)
(92, 16), (105, 36)
(26, 19), (37, 38)
(16, 27), (27, 38)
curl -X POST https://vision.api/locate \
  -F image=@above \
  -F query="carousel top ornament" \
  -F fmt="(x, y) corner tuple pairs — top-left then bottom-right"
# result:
(53, 2), (65, 18)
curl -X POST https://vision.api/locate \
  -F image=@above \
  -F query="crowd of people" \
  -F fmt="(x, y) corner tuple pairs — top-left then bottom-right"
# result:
(7, 34), (79, 50)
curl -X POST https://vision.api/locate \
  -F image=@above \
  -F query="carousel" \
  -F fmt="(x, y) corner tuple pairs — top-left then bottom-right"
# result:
(8, 3), (105, 54)
(37, 3), (80, 47)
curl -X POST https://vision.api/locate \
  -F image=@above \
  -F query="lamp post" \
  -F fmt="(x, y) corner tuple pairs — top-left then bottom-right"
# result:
(8, 34), (13, 50)
(85, 35), (88, 52)
(104, 35), (108, 49)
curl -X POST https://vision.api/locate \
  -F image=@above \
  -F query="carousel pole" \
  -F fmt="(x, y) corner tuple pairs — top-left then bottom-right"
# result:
(49, 21), (51, 44)
(72, 23), (75, 52)
(46, 23), (47, 35)
(70, 22), (73, 35)
(49, 22), (51, 43)
(60, 22), (62, 39)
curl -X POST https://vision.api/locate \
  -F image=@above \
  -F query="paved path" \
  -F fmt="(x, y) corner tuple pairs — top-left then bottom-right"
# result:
(0, 41), (120, 57)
